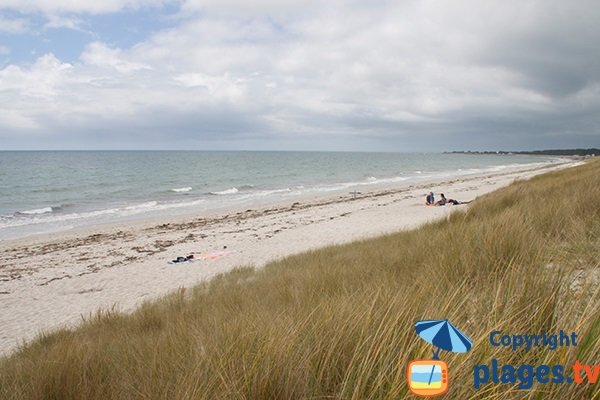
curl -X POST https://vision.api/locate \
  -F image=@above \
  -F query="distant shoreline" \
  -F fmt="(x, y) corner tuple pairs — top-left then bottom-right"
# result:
(445, 148), (599, 156)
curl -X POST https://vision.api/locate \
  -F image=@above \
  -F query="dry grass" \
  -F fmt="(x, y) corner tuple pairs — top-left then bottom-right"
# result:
(1, 160), (599, 399)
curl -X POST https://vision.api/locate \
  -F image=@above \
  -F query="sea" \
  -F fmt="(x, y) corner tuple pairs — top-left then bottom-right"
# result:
(0, 151), (564, 241)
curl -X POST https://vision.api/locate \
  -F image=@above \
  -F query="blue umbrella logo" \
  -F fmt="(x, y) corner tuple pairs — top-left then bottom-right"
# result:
(409, 319), (472, 391)
(415, 319), (473, 359)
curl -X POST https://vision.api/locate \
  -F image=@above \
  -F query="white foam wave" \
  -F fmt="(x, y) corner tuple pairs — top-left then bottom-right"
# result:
(171, 187), (192, 193)
(235, 188), (293, 200)
(0, 199), (207, 230)
(309, 176), (409, 193)
(17, 207), (53, 215)
(366, 176), (409, 185)
(123, 201), (158, 212)
(210, 187), (239, 195)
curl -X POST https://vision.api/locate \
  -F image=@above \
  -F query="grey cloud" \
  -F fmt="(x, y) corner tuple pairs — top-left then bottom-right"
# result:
(472, 2), (600, 99)
(0, 0), (599, 151)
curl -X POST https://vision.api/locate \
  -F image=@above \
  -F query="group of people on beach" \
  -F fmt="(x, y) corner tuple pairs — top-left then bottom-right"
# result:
(425, 192), (466, 206)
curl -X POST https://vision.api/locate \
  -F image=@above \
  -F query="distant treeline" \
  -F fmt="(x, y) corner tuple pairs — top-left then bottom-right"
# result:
(446, 148), (599, 156)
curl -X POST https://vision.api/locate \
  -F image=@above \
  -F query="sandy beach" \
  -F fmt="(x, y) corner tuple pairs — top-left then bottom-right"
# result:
(0, 161), (579, 356)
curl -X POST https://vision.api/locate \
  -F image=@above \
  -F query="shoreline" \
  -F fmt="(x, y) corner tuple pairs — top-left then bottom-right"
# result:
(0, 157), (570, 248)
(0, 155), (569, 243)
(0, 160), (580, 356)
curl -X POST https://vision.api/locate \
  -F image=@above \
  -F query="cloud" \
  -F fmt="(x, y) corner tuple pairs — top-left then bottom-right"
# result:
(0, 0), (599, 150)
(0, 0), (169, 15)
(471, 1), (600, 98)
(180, 0), (327, 16)
(0, 16), (29, 33)
(80, 42), (152, 73)
(43, 14), (84, 31)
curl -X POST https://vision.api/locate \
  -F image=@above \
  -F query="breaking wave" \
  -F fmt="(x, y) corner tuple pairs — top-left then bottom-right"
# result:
(171, 187), (192, 193)
(210, 187), (239, 195)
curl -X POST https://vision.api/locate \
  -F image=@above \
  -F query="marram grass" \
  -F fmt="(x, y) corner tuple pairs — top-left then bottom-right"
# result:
(1, 160), (599, 399)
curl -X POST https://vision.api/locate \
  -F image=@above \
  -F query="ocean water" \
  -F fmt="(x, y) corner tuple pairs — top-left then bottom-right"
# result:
(0, 151), (562, 240)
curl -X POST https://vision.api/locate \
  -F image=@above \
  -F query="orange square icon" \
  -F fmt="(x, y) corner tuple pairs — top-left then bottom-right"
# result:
(407, 359), (449, 397)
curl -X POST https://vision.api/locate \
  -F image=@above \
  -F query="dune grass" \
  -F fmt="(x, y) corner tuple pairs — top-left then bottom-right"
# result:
(1, 159), (599, 399)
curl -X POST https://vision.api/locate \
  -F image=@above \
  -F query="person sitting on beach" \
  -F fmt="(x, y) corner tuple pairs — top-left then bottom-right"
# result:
(435, 193), (447, 206)
(425, 192), (435, 205)
(436, 193), (470, 206)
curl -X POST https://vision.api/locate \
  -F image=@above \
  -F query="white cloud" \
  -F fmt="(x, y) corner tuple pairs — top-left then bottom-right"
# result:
(43, 14), (84, 30)
(0, 0), (599, 149)
(0, 17), (29, 33)
(181, 0), (327, 16)
(81, 42), (151, 73)
(0, 53), (73, 131)
(0, 0), (169, 15)
(0, 53), (72, 98)
(174, 72), (247, 101)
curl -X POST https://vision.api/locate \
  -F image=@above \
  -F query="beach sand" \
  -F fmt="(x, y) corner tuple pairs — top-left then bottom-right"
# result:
(0, 161), (579, 355)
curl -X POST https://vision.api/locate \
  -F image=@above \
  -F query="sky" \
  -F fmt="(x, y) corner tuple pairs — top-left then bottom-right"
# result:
(0, 0), (599, 151)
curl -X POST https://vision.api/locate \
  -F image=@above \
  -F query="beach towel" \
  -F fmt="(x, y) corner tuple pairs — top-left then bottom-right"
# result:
(197, 250), (229, 260)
